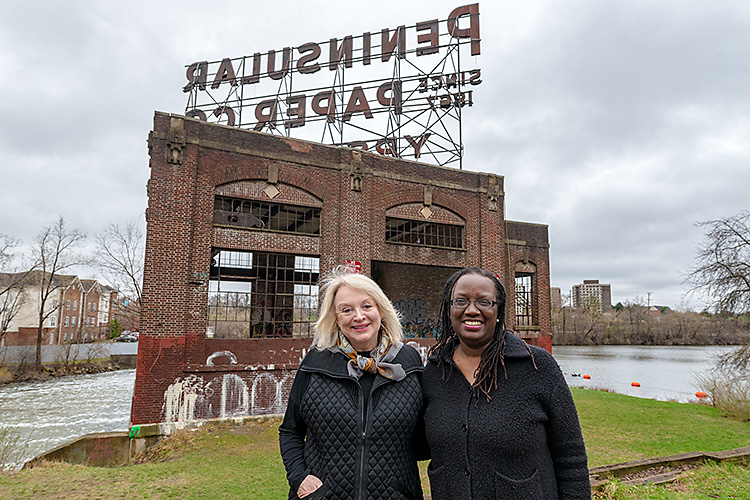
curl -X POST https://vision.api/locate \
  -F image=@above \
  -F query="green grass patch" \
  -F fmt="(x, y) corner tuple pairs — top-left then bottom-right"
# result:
(572, 388), (750, 467)
(1, 389), (749, 500)
(594, 461), (750, 499)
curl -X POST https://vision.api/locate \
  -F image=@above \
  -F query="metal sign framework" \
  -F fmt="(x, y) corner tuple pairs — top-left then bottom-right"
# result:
(183, 4), (481, 168)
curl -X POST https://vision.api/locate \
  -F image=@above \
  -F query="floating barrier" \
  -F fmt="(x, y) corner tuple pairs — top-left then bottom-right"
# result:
(582, 374), (591, 379)
(631, 381), (641, 387)
(695, 391), (708, 398)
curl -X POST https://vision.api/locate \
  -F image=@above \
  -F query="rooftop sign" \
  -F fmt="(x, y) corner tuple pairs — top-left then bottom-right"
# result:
(183, 3), (481, 167)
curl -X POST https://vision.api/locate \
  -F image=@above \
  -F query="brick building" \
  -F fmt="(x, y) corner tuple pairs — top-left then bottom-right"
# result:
(0, 272), (117, 347)
(131, 112), (552, 425)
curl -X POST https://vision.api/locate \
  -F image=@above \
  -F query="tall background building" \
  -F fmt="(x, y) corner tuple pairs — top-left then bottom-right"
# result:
(572, 279), (612, 313)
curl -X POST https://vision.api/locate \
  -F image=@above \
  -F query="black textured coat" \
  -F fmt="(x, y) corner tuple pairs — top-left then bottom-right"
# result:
(279, 344), (425, 500)
(423, 332), (591, 500)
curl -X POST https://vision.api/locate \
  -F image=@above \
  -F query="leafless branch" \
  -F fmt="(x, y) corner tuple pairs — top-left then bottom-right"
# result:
(686, 211), (750, 313)
(94, 217), (144, 313)
(31, 217), (89, 367)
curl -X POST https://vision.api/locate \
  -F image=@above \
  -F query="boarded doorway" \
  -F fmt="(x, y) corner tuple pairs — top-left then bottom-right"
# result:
(371, 261), (460, 339)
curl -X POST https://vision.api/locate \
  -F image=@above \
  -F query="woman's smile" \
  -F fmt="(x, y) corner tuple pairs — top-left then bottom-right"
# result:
(450, 274), (498, 349)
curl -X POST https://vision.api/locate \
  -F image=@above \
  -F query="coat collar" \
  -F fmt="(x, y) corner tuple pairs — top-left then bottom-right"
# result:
(504, 331), (534, 359)
(433, 330), (531, 364)
(301, 343), (422, 379)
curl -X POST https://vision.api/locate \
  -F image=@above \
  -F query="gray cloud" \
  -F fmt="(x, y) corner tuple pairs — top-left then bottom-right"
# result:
(1, 0), (748, 311)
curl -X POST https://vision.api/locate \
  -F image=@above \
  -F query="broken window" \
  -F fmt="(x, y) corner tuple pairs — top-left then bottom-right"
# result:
(515, 273), (534, 326)
(385, 217), (463, 249)
(208, 249), (320, 339)
(214, 195), (321, 235)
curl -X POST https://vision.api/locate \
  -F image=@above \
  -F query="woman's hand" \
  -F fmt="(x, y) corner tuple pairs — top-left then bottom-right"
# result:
(297, 474), (323, 498)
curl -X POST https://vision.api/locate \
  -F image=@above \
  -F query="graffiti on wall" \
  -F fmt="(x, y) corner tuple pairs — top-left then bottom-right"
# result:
(406, 341), (430, 365)
(394, 298), (439, 338)
(162, 350), (295, 424)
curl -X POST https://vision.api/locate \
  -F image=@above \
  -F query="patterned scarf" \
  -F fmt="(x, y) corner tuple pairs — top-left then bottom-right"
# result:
(337, 331), (406, 381)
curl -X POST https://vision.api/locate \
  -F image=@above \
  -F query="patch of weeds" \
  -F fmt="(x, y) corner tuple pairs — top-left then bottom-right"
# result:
(131, 427), (205, 464)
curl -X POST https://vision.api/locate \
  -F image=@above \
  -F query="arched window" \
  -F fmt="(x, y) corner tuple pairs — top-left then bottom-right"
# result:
(514, 261), (537, 327)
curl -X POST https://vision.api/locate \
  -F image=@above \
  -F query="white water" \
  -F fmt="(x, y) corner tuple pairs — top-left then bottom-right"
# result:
(0, 369), (135, 467)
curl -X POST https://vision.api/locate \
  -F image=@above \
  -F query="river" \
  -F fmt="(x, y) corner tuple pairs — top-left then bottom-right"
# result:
(553, 345), (736, 403)
(0, 369), (135, 468)
(0, 345), (738, 467)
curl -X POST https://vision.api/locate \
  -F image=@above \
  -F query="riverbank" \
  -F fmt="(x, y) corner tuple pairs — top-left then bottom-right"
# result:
(2, 388), (748, 499)
(0, 359), (122, 386)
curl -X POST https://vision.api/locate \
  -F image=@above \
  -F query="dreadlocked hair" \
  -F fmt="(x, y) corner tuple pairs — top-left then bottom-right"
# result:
(430, 267), (533, 402)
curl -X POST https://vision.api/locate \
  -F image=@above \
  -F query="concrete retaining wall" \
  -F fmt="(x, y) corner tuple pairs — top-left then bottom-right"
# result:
(24, 432), (132, 468)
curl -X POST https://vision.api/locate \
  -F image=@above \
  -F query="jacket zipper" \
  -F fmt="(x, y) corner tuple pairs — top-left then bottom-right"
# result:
(357, 381), (368, 500)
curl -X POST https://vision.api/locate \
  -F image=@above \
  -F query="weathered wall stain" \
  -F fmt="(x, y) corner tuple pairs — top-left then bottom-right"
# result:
(162, 371), (297, 424)
(163, 375), (214, 424)
(207, 350), (238, 366)
(221, 373), (249, 418)
(89, 437), (115, 463)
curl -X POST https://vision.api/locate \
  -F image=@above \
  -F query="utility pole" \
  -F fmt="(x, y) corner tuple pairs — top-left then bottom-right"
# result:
(647, 292), (651, 309)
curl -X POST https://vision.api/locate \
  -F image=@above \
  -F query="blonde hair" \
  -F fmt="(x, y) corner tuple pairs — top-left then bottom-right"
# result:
(313, 266), (403, 349)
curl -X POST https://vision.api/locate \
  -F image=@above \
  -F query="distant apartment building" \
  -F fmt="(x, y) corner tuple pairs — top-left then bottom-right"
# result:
(571, 279), (612, 313)
(0, 271), (117, 347)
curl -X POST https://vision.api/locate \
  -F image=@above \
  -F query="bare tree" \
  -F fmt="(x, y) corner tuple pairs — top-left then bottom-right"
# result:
(0, 235), (32, 344)
(0, 283), (26, 340)
(94, 218), (144, 330)
(32, 218), (88, 369)
(0, 235), (15, 270)
(686, 211), (750, 313)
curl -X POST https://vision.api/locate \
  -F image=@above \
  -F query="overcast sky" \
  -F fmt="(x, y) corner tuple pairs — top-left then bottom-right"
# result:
(1, 0), (748, 310)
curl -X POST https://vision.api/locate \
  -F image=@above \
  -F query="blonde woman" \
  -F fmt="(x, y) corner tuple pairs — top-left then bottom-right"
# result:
(279, 267), (426, 500)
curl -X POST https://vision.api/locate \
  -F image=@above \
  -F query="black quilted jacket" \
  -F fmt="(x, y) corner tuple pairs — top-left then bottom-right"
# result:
(279, 344), (426, 500)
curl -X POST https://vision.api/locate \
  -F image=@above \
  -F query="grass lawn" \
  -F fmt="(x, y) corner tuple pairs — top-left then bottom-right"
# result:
(572, 388), (750, 466)
(1, 388), (748, 500)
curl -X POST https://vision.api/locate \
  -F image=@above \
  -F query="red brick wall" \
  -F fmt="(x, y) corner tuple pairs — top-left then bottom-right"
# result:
(58, 284), (83, 342)
(506, 221), (552, 352)
(2, 327), (54, 347)
(132, 112), (551, 425)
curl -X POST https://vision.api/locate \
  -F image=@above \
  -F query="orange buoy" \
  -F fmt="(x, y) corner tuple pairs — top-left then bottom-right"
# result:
(582, 374), (591, 379)
(631, 381), (641, 387)
(695, 391), (708, 398)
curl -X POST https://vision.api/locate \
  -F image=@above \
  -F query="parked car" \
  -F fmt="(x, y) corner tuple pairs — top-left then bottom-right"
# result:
(114, 332), (138, 342)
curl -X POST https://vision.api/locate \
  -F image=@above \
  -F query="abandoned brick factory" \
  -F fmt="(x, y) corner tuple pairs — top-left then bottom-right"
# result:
(131, 4), (552, 425)
(131, 112), (551, 425)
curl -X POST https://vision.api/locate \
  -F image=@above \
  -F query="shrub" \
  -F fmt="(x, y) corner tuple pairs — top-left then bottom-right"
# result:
(697, 345), (750, 421)
(108, 318), (123, 339)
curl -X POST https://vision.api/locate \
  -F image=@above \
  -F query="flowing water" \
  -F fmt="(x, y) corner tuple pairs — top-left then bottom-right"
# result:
(0, 369), (135, 467)
(0, 345), (740, 467)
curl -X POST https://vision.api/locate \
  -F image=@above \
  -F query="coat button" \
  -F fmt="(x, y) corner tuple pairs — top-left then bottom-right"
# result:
(464, 467), (470, 476)
(462, 424), (467, 432)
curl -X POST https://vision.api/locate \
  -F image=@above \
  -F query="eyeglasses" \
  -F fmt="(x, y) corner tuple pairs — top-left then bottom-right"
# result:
(450, 298), (498, 310)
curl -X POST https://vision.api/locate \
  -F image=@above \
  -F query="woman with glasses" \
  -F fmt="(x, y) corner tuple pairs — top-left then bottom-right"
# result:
(279, 267), (426, 500)
(422, 267), (590, 500)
